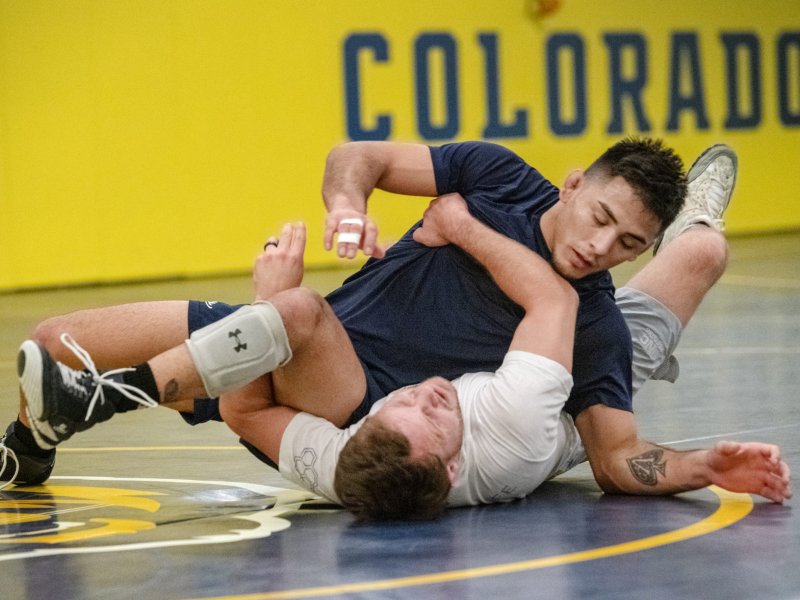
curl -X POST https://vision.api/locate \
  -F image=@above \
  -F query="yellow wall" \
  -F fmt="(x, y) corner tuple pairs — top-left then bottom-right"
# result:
(1, 0), (798, 290)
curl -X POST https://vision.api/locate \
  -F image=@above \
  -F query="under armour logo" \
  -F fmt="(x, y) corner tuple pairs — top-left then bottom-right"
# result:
(228, 329), (247, 353)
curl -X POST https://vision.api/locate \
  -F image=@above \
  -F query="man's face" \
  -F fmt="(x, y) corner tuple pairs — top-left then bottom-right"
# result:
(373, 377), (463, 482)
(545, 172), (662, 280)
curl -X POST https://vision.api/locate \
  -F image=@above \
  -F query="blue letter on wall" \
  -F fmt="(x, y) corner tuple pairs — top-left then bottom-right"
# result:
(778, 32), (800, 126)
(415, 33), (460, 140)
(478, 32), (528, 139)
(344, 34), (391, 140)
(722, 33), (762, 129)
(666, 32), (710, 131)
(605, 33), (651, 134)
(546, 33), (587, 136)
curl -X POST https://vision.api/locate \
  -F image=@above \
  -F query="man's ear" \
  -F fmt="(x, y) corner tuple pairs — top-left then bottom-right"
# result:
(446, 459), (460, 485)
(560, 169), (585, 204)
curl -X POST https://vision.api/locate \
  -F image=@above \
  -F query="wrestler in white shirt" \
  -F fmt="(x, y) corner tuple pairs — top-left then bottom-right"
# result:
(279, 350), (585, 507)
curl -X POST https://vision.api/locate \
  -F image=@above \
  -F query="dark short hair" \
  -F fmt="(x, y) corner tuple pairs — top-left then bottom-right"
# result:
(586, 137), (687, 232)
(333, 417), (451, 521)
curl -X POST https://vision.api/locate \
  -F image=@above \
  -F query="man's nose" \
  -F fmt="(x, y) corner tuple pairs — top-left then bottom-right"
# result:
(590, 229), (616, 256)
(417, 383), (441, 406)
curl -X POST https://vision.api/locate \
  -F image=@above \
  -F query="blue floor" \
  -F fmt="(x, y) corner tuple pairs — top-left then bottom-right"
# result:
(1, 231), (798, 600)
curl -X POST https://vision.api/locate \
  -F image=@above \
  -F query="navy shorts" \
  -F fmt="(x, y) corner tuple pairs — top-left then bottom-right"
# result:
(180, 300), (244, 426)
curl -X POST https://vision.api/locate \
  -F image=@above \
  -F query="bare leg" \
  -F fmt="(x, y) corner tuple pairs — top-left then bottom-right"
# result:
(19, 301), (190, 426)
(32, 301), (190, 368)
(217, 288), (369, 463)
(625, 226), (728, 327)
(147, 288), (365, 427)
(15, 289), (364, 461)
(269, 288), (366, 426)
(148, 343), (209, 412)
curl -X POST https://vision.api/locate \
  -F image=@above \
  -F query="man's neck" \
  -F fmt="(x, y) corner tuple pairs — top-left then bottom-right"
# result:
(539, 203), (559, 252)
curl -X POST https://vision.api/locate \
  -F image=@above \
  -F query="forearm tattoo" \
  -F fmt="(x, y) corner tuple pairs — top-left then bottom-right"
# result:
(627, 449), (667, 486)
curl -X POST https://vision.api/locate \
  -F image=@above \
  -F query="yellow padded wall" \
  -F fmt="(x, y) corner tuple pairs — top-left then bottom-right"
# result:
(1, 0), (798, 289)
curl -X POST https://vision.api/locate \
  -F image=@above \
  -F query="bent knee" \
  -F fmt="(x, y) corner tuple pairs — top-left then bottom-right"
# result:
(687, 227), (729, 276)
(270, 287), (329, 340)
(31, 316), (70, 358)
(699, 227), (728, 268)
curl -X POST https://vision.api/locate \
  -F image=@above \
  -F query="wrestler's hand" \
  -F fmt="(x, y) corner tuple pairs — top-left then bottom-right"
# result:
(324, 208), (384, 260)
(253, 222), (306, 302)
(707, 441), (792, 503)
(413, 193), (472, 248)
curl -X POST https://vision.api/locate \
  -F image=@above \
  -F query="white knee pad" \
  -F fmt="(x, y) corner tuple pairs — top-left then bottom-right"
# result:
(185, 302), (292, 397)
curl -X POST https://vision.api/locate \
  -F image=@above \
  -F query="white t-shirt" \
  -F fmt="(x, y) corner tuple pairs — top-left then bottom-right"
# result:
(278, 351), (586, 507)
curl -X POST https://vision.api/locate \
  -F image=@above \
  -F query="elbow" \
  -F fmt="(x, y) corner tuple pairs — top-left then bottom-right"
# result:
(595, 474), (626, 495)
(326, 141), (371, 163)
(325, 142), (352, 167)
(533, 276), (577, 313)
(588, 458), (628, 495)
(324, 142), (382, 184)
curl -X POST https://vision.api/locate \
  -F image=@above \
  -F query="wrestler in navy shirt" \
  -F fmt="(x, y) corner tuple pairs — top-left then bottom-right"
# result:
(326, 141), (632, 422)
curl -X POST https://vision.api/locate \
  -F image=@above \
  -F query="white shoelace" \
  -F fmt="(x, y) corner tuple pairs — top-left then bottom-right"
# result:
(59, 333), (159, 422)
(698, 165), (732, 225)
(705, 172), (728, 220)
(0, 442), (20, 492)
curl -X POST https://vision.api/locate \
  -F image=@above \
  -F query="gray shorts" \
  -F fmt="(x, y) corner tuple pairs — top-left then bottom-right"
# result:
(615, 287), (683, 395)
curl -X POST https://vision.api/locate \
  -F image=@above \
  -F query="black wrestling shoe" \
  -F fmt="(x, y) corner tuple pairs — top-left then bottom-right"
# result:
(0, 421), (56, 490)
(17, 334), (158, 450)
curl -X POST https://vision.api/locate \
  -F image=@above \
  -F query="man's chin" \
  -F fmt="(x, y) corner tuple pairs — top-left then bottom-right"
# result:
(551, 257), (583, 281)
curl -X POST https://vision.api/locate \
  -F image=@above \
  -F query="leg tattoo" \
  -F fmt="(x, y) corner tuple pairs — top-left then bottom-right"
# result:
(162, 379), (180, 405)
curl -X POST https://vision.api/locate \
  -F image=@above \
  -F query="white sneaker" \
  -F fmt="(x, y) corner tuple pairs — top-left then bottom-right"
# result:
(654, 144), (738, 254)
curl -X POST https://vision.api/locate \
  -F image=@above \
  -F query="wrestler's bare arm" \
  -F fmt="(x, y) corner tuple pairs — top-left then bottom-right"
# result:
(575, 403), (792, 503)
(322, 141), (436, 259)
(413, 193), (578, 371)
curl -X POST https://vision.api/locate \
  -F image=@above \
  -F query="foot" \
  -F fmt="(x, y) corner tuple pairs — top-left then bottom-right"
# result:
(654, 144), (738, 254)
(0, 421), (56, 490)
(17, 334), (158, 450)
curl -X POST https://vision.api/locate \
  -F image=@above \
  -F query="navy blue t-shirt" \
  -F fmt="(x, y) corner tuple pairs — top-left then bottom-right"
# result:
(325, 141), (632, 418)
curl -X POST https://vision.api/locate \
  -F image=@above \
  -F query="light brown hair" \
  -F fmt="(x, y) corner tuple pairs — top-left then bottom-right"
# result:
(333, 417), (451, 521)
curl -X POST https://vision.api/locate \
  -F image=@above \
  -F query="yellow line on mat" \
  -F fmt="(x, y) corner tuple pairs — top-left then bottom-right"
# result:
(187, 486), (752, 600)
